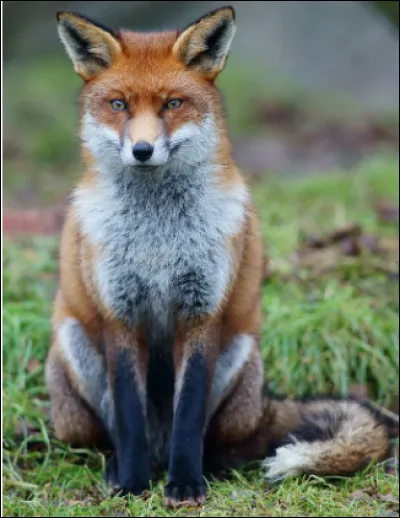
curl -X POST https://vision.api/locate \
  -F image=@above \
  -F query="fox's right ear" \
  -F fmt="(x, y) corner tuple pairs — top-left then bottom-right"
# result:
(57, 11), (122, 80)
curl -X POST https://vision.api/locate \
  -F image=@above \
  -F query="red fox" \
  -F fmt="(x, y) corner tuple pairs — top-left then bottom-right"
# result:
(46, 6), (396, 508)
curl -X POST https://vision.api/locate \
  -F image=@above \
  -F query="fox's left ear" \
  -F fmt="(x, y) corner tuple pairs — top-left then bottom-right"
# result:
(173, 6), (236, 79)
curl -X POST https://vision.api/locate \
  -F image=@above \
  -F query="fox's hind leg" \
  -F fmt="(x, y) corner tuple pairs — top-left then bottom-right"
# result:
(46, 317), (115, 449)
(204, 343), (269, 472)
(46, 347), (109, 447)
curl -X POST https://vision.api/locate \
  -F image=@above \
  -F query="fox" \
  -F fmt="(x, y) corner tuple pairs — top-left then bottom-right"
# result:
(46, 6), (397, 508)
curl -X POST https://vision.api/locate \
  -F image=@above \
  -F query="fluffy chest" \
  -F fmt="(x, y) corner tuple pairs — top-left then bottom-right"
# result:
(75, 171), (248, 324)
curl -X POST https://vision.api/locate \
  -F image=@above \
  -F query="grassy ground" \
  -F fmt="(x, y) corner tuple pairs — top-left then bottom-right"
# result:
(3, 155), (399, 517)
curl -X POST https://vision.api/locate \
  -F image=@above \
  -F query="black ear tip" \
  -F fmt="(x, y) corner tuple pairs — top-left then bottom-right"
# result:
(57, 10), (77, 22)
(56, 10), (66, 22)
(56, 10), (84, 23)
(201, 5), (236, 23)
(219, 5), (236, 20)
(227, 6), (236, 20)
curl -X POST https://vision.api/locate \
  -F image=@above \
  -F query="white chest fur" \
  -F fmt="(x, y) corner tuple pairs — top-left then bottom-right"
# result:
(74, 167), (248, 325)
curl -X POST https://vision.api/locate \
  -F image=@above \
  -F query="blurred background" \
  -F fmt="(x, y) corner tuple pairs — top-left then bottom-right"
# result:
(3, 5), (400, 489)
(3, 0), (399, 226)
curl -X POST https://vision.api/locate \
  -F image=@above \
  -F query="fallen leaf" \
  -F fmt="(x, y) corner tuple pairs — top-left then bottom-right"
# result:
(292, 246), (339, 271)
(341, 237), (362, 257)
(375, 200), (399, 224)
(347, 487), (377, 502)
(378, 492), (399, 506)
(304, 224), (362, 249)
(359, 234), (381, 254)
(27, 358), (41, 373)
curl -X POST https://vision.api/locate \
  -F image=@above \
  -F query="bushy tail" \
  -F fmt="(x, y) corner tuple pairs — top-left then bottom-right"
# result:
(261, 395), (398, 481)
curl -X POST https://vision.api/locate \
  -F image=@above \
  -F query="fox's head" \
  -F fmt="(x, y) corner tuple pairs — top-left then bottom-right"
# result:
(57, 7), (236, 175)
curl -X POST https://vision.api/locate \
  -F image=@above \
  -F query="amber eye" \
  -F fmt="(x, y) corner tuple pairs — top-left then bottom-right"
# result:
(110, 99), (127, 111)
(166, 98), (183, 110)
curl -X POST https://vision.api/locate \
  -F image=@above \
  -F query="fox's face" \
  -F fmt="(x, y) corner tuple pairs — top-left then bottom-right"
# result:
(57, 8), (236, 174)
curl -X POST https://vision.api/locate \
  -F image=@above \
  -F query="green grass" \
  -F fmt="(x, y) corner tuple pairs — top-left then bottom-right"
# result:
(255, 155), (399, 403)
(3, 155), (399, 516)
(4, 58), (82, 208)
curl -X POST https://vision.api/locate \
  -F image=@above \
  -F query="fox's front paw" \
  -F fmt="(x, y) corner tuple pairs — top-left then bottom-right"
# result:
(164, 481), (206, 508)
(111, 477), (150, 498)
(104, 453), (119, 489)
(113, 483), (150, 498)
(104, 455), (150, 497)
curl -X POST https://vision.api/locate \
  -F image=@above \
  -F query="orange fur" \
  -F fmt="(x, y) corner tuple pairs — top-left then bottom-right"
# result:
(46, 7), (395, 508)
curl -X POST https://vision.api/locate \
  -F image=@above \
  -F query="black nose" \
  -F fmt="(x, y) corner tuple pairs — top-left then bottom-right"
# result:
(132, 141), (154, 162)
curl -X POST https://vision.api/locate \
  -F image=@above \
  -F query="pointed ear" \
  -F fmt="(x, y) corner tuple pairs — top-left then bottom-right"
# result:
(173, 6), (236, 79)
(57, 11), (122, 80)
